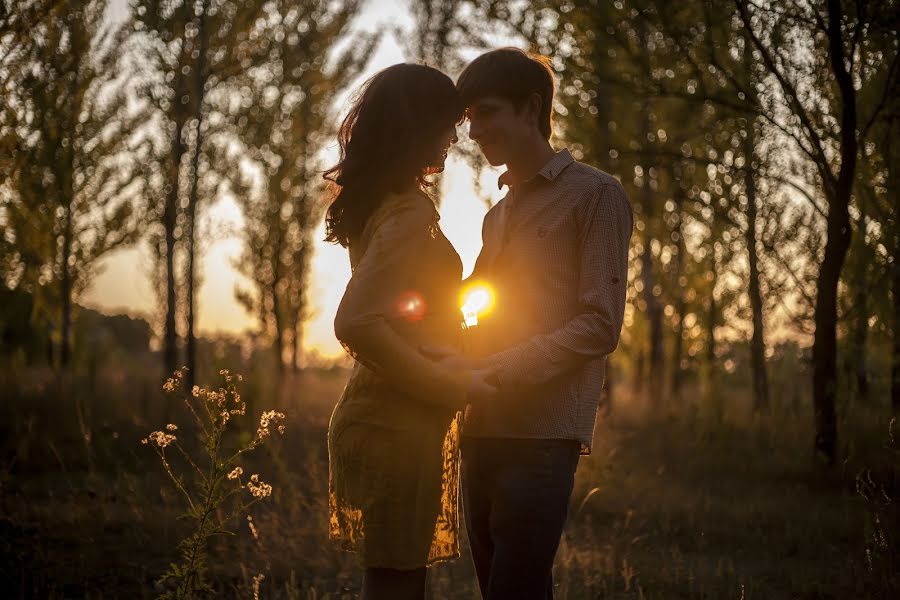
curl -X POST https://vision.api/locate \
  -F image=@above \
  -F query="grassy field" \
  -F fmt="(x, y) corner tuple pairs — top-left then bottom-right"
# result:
(1, 365), (896, 598)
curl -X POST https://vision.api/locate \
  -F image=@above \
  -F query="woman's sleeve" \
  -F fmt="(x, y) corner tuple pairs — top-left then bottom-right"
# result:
(334, 198), (470, 410)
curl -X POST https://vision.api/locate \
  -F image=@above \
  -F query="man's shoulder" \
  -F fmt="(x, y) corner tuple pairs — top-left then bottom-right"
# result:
(561, 160), (624, 193)
(559, 160), (631, 224)
(483, 191), (511, 222)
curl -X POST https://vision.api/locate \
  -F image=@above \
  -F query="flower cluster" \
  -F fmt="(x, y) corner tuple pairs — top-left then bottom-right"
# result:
(162, 367), (186, 393)
(247, 474), (273, 498)
(143, 367), (283, 596)
(256, 410), (286, 442)
(142, 430), (177, 448)
(219, 368), (243, 383)
(186, 376), (247, 426)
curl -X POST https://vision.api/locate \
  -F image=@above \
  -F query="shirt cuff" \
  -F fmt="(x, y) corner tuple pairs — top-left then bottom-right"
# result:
(488, 344), (538, 389)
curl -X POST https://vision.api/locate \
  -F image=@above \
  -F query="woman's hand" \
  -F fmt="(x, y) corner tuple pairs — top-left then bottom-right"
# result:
(419, 344), (498, 403)
(467, 368), (499, 404)
(420, 344), (492, 369)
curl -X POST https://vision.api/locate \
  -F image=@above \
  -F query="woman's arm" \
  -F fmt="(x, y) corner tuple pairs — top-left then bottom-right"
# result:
(334, 195), (471, 410)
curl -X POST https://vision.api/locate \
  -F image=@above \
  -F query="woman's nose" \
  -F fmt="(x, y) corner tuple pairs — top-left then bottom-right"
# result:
(467, 119), (483, 142)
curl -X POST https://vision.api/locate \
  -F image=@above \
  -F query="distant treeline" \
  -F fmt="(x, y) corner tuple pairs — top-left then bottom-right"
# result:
(1, 0), (897, 465)
(0, 287), (151, 366)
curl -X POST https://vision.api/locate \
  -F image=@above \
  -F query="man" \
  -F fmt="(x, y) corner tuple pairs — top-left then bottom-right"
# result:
(431, 48), (633, 598)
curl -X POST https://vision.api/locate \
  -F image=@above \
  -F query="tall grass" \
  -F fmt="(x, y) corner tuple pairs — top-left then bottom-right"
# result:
(0, 365), (895, 598)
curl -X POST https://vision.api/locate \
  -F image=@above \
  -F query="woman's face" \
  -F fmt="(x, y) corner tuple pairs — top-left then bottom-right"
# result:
(424, 123), (459, 172)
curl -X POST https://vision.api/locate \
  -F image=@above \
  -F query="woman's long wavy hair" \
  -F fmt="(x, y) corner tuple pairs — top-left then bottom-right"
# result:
(324, 64), (464, 247)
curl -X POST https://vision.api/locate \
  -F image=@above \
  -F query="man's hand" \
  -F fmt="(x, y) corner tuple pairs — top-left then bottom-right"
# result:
(467, 367), (500, 404)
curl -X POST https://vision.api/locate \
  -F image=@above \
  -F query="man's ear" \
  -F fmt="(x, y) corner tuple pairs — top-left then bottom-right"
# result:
(526, 91), (543, 130)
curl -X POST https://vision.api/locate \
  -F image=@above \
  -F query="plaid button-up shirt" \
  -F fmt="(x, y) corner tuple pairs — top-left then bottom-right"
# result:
(463, 149), (633, 454)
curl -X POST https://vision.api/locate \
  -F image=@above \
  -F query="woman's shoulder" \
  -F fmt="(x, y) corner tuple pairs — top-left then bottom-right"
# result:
(354, 188), (438, 251)
(383, 188), (437, 214)
(373, 188), (438, 228)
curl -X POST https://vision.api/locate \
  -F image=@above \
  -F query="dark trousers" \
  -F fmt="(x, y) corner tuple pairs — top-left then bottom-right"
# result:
(461, 437), (581, 599)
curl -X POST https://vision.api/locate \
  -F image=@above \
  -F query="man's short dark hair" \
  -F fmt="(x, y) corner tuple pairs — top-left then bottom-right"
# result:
(456, 47), (555, 140)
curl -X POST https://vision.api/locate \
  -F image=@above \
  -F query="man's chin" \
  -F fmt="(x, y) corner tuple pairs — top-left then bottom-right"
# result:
(481, 151), (506, 167)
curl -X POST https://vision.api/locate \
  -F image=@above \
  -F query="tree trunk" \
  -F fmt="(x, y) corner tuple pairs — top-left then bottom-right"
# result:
(184, 4), (208, 390)
(637, 118), (663, 402)
(888, 119), (900, 415)
(670, 186), (686, 399)
(707, 293), (716, 366)
(812, 0), (858, 466)
(852, 209), (869, 404)
(893, 239), (900, 415)
(634, 349), (645, 397)
(60, 201), (73, 368)
(642, 239), (664, 402)
(291, 322), (301, 372)
(58, 27), (82, 370)
(745, 123), (769, 411)
(164, 117), (184, 376)
(272, 281), (284, 374)
(812, 206), (850, 465)
(271, 226), (285, 375)
(637, 20), (664, 403)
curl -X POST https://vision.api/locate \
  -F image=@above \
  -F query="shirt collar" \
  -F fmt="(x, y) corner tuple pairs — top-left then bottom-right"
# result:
(497, 148), (575, 189)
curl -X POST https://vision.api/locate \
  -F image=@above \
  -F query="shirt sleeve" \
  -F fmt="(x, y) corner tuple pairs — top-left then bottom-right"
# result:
(334, 195), (471, 410)
(467, 202), (501, 283)
(487, 180), (633, 389)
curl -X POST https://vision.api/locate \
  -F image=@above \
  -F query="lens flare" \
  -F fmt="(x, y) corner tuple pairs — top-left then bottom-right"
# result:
(397, 290), (426, 321)
(460, 283), (495, 327)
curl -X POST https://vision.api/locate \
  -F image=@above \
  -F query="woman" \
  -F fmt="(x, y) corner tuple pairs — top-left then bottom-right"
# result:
(325, 64), (496, 599)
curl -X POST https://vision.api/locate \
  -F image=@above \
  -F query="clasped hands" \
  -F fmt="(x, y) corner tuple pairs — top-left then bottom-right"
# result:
(419, 344), (499, 403)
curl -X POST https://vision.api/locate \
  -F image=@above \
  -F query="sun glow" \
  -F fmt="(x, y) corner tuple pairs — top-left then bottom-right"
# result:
(460, 282), (496, 327)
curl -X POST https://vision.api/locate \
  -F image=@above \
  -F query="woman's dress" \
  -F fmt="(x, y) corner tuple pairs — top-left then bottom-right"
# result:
(327, 189), (470, 569)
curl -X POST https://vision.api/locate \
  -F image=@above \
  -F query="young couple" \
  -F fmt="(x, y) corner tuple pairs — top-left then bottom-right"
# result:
(325, 48), (633, 599)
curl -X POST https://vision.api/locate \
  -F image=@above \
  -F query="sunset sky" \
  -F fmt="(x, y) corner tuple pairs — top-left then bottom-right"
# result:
(84, 0), (513, 358)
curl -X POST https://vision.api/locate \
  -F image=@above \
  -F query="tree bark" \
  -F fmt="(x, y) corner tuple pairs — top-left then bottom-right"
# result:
(637, 20), (664, 403)
(812, 0), (858, 466)
(184, 4), (208, 390)
(852, 208), (869, 404)
(271, 226), (285, 375)
(164, 121), (184, 375)
(670, 186), (686, 398)
(60, 200), (73, 368)
(291, 322), (301, 372)
(745, 122), (769, 411)
(58, 20), (84, 370)
(893, 234), (900, 415)
(707, 292), (716, 368)
(888, 119), (900, 415)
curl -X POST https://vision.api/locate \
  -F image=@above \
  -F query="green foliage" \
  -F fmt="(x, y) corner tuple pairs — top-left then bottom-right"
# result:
(1, 0), (145, 365)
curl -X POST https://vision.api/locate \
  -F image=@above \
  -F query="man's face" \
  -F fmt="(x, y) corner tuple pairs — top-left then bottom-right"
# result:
(465, 95), (534, 167)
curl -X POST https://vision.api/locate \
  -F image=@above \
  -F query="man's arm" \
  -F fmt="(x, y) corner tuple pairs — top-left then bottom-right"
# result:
(488, 180), (633, 389)
(465, 201), (500, 284)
